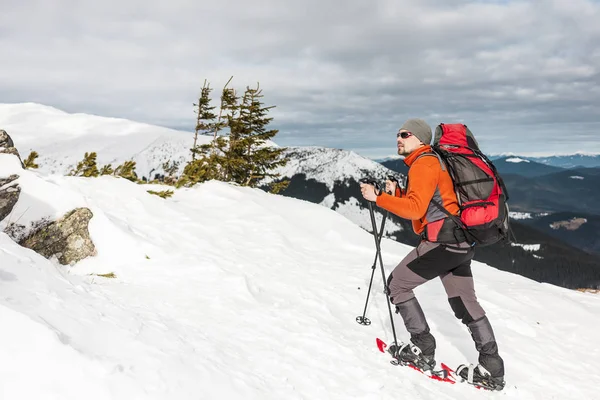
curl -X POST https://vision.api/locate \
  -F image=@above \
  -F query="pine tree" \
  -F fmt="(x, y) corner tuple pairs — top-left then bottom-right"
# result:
(212, 76), (234, 149)
(179, 78), (233, 187)
(177, 138), (228, 187)
(192, 80), (219, 161)
(114, 160), (138, 182)
(23, 151), (39, 169)
(234, 83), (289, 191)
(221, 84), (242, 183)
(69, 152), (100, 177)
(179, 78), (288, 193)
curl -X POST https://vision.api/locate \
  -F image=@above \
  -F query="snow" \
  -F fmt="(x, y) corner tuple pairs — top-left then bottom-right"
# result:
(510, 243), (541, 252)
(509, 212), (550, 220)
(509, 212), (533, 220)
(0, 103), (277, 180)
(570, 176), (584, 180)
(505, 157), (530, 163)
(2, 150), (600, 399)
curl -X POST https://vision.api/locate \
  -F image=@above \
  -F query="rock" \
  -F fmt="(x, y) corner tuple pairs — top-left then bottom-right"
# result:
(550, 217), (587, 231)
(0, 174), (20, 222)
(0, 129), (23, 164)
(19, 208), (97, 265)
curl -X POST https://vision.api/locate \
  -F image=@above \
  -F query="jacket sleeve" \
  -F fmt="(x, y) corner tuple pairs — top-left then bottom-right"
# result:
(376, 160), (438, 220)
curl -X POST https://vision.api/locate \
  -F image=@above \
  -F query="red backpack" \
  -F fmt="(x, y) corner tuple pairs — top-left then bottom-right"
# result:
(430, 123), (513, 247)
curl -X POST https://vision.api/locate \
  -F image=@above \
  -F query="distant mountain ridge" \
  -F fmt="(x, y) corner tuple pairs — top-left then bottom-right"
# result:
(380, 153), (600, 169)
(489, 153), (600, 169)
(492, 157), (565, 177)
(501, 167), (600, 214)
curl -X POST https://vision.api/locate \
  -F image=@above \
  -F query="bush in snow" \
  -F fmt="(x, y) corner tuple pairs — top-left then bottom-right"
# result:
(69, 152), (100, 177)
(100, 164), (114, 175)
(114, 160), (138, 182)
(23, 151), (39, 169)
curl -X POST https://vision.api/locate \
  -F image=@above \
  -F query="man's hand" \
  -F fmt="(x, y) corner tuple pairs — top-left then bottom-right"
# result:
(385, 179), (397, 195)
(360, 183), (378, 202)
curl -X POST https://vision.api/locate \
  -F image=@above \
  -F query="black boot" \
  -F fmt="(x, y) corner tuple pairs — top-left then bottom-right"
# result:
(393, 298), (437, 371)
(468, 316), (504, 379)
(456, 363), (505, 391)
(388, 341), (436, 371)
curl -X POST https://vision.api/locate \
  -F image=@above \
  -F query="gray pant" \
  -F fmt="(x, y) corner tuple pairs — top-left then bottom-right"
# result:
(388, 241), (485, 322)
(387, 240), (504, 377)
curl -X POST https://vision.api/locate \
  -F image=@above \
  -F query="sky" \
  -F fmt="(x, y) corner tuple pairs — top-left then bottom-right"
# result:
(1, 0), (600, 158)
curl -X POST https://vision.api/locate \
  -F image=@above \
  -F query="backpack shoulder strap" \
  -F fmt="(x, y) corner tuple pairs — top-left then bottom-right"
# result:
(414, 151), (463, 228)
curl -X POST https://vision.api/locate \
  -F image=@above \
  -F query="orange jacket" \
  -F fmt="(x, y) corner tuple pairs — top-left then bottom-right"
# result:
(376, 145), (459, 235)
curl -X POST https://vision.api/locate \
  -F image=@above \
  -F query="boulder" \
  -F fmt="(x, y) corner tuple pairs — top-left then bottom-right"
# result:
(0, 174), (21, 222)
(0, 129), (23, 164)
(19, 208), (97, 265)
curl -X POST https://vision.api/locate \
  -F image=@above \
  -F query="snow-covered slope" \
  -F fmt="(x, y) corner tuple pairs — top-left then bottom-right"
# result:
(1, 152), (600, 399)
(0, 103), (211, 179)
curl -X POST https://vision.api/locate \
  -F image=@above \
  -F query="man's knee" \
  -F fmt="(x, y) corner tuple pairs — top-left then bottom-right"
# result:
(448, 296), (475, 325)
(388, 272), (416, 304)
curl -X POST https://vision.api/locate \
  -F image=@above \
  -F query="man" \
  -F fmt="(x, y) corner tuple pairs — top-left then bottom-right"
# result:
(360, 118), (505, 390)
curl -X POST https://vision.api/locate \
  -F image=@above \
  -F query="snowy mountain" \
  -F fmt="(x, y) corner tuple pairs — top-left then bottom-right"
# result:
(3, 149), (600, 399)
(277, 146), (394, 190)
(530, 154), (600, 169)
(1, 103), (218, 179)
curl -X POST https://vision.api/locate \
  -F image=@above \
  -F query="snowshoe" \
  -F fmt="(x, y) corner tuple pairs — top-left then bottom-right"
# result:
(387, 341), (436, 372)
(456, 363), (505, 391)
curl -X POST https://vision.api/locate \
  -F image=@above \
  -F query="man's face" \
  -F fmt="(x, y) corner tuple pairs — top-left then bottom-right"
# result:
(397, 130), (420, 156)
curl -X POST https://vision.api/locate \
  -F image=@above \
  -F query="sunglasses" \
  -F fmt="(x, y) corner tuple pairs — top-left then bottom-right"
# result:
(397, 131), (413, 139)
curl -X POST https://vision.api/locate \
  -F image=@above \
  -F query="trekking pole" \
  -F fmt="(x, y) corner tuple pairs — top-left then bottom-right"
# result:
(356, 206), (389, 326)
(357, 179), (399, 349)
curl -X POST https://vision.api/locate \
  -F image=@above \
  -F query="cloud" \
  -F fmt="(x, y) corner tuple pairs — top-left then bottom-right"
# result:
(1, 0), (599, 157)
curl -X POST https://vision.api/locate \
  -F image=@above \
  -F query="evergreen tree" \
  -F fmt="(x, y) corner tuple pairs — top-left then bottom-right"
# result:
(179, 78), (288, 193)
(23, 151), (39, 169)
(69, 152), (99, 177)
(221, 85), (242, 183)
(177, 137), (228, 187)
(179, 78), (234, 187)
(192, 80), (219, 161)
(234, 83), (289, 191)
(114, 160), (138, 182)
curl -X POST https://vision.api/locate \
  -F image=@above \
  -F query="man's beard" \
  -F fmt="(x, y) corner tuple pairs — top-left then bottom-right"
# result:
(397, 147), (409, 156)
